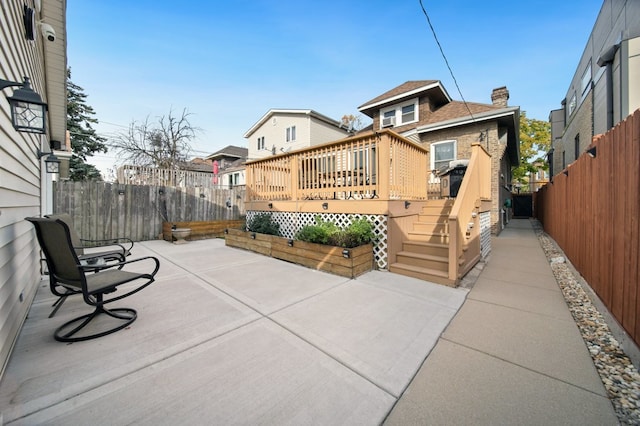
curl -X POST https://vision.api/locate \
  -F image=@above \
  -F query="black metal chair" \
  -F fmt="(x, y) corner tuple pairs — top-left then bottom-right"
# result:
(26, 217), (160, 342)
(45, 213), (134, 261)
(43, 213), (133, 317)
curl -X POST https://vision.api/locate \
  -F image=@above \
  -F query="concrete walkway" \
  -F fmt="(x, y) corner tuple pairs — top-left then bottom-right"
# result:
(0, 219), (618, 424)
(385, 219), (618, 425)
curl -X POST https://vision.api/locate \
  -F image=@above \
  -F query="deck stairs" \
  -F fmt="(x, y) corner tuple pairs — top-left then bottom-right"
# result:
(389, 199), (460, 286)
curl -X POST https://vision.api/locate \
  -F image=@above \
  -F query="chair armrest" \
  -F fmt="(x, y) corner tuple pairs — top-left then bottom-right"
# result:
(80, 238), (134, 254)
(82, 256), (160, 276)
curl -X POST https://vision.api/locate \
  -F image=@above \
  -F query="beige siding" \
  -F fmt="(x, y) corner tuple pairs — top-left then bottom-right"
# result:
(308, 116), (351, 146)
(0, 0), (64, 378)
(247, 111), (348, 160)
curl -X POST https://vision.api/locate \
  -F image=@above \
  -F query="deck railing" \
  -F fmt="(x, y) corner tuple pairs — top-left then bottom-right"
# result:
(245, 130), (431, 202)
(448, 143), (491, 281)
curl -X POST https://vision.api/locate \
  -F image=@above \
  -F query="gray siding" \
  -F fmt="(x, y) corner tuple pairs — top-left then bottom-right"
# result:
(0, 0), (64, 378)
(551, 0), (640, 170)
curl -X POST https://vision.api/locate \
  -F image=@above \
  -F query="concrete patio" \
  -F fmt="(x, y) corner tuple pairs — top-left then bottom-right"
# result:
(0, 219), (619, 424)
(0, 236), (467, 424)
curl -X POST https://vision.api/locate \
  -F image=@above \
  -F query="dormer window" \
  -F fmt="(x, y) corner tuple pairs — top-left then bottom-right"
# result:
(401, 104), (415, 123)
(379, 98), (418, 129)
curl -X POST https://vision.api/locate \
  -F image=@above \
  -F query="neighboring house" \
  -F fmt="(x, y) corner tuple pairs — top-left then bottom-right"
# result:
(549, 0), (640, 176)
(358, 80), (520, 234)
(0, 0), (68, 377)
(244, 109), (351, 161)
(205, 145), (248, 188)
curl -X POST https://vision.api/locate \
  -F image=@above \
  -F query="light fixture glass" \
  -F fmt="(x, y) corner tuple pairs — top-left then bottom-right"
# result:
(37, 149), (60, 174)
(1, 77), (47, 134)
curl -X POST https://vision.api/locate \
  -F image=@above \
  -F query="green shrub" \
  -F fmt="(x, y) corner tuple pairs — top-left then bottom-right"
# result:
(340, 217), (376, 248)
(296, 216), (375, 248)
(246, 213), (280, 236)
(295, 216), (338, 245)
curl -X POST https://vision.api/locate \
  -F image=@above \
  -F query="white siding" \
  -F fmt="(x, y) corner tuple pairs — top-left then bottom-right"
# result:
(308, 116), (350, 146)
(247, 111), (349, 160)
(0, 0), (64, 378)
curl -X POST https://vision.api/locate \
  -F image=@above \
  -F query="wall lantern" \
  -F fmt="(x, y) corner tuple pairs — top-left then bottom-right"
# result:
(268, 202), (273, 209)
(0, 77), (47, 134)
(404, 201), (411, 209)
(322, 202), (328, 210)
(37, 149), (60, 174)
(287, 239), (294, 247)
(342, 249), (351, 259)
(586, 146), (597, 158)
(250, 232), (256, 239)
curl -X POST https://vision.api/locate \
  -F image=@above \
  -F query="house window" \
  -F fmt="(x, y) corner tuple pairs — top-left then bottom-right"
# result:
(286, 126), (296, 142)
(228, 172), (240, 189)
(581, 64), (591, 96)
(380, 98), (419, 128)
(381, 110), (396, 128)
(401, 104), (415, 124)
(431, 140), (456, 172)
(574, 134), (580, 161)
(568, 93), (577, 116)
(257, 136), (265, 150)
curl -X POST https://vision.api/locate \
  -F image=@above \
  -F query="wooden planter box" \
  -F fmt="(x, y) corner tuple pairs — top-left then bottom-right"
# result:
(162, 220), (245, 242)
(225, 228), (374, 278)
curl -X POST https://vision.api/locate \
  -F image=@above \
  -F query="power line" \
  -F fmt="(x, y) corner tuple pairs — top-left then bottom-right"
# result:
(418, 0), (476, 122)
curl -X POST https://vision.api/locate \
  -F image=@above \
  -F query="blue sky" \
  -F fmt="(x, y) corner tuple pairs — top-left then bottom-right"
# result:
(67, 0), (604, 176)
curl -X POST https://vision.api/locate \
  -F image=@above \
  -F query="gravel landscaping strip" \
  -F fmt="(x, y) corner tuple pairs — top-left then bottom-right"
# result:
(531, 219), (640, 425)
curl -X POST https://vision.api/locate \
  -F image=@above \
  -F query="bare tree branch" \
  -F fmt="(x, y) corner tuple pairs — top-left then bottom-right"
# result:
(110, 108), (201, 169)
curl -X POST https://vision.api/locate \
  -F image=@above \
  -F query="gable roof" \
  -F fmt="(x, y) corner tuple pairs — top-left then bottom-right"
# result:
(244, 109), (346, 138)
(206, 145), (248, 161)
(358, 80), (451, 116)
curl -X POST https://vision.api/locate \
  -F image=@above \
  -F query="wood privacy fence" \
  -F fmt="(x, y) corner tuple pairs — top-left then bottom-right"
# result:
(53, 181), (246, 242)
(116, 165), (217, 188)
(534, 109), (640, 346)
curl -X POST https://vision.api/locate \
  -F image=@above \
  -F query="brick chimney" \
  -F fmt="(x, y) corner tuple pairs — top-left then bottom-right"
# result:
(491, 86), (509, 107)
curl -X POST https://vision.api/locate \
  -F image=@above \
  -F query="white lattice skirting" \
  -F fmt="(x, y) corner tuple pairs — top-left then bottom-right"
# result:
(246, 211), (388, 270)
(480, 211), (492, 259)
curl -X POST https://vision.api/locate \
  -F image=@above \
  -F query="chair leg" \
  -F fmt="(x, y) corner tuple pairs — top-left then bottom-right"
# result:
(54, 305), (137, 342)
(49, 295), (68, 318)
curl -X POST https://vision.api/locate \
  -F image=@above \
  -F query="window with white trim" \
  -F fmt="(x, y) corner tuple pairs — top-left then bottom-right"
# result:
(431, 140), (457, 172)
(401, 104), (415, 123)
(286, 126), (296, 142)
(257, 136), (265, 150)
(379, 98), (419, 128)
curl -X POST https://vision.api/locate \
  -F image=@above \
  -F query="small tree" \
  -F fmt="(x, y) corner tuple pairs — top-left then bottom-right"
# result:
(67, 68), (108, 181)
(513, 111), (551, 185)
(340, 114), (365, 133)
(111, 108), (200, 170)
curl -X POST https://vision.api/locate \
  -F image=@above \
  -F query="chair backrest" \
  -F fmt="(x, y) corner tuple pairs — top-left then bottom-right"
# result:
(26, 217), (83, 288)
(45, 213), (84, 255)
